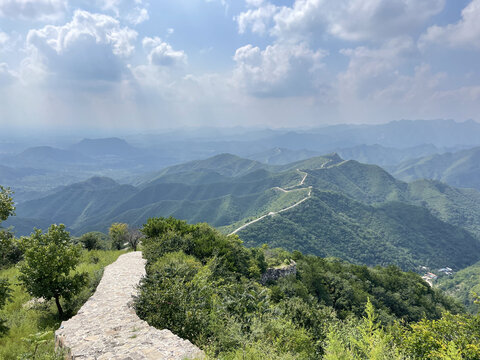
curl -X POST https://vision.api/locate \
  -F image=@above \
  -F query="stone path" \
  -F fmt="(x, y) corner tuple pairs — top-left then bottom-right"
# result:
(55, 251), (204, 360)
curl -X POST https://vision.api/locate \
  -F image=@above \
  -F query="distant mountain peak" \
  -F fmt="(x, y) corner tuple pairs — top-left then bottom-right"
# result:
(70, 137), (137, 157)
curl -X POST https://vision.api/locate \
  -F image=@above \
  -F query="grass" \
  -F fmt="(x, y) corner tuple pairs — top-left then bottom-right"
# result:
(0, 249), (126, 360)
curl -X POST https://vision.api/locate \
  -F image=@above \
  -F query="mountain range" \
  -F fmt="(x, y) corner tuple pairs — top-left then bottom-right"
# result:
(393, 146), (480, 191)
(6, 152), (480, 271)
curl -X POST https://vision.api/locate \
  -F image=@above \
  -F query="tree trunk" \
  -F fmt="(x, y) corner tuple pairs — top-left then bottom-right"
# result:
(54, 294), (64, 319)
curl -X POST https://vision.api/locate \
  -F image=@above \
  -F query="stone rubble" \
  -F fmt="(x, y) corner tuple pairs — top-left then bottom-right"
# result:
(55, 251), (204, 360)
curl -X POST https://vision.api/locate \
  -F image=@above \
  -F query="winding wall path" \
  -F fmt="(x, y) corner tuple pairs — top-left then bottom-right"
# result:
(229, 169), (312, 235)
(55, 251), (203, 360)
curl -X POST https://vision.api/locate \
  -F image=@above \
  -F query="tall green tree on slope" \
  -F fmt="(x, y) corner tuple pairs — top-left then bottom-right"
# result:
(19, 224), (87, 319)
(0, 185), (14, 335)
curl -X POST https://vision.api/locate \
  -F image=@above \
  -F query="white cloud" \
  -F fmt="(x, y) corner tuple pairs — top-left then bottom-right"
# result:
(25, 10), (137, 82)
(0, 31), (8, 47)
(237, 0), (444, 42)
(233, 42), (327, 97)
(142, 37), (187, 67)
(245, 0), (264, 7)
(338, 37), (417, 100)
(0, 0), (67, 21)
(126, 7), (149, 25)
(419, 0), (480, 49)
(323, 0), (445, 41)
(0, 62), (16, 86)
(236, 3), (277, 35)
(99, 0), (122, 15)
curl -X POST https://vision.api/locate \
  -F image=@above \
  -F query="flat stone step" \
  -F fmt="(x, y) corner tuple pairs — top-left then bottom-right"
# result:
(55, 251), (204, 360)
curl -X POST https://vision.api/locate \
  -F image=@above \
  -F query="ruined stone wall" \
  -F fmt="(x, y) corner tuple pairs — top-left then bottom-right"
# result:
(261, 260), (297, 284)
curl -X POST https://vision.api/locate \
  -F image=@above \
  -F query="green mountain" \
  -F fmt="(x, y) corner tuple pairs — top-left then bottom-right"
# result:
(335, 144), (442, 167)
(247, 147), (322, 165)
(141, 154), (269, 185)
(7, 153), (480, 271)
(69, 137), (141, 158)
(1, 146), (91, 168)
(0, 165), (46, 183)
(236, 190), (480, 270)
(12, 177), (137, 230)
(394, 146), (480, 191)
(437, 260), (480, 313)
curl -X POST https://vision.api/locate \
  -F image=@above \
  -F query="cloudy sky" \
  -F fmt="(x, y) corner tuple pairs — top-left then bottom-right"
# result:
(0, 0), (479, 132)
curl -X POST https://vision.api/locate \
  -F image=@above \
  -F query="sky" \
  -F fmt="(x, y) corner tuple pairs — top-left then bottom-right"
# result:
(0, 0), (479, 132)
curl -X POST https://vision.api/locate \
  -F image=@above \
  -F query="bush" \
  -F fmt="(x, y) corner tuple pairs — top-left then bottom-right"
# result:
(79, 232), (102, 251)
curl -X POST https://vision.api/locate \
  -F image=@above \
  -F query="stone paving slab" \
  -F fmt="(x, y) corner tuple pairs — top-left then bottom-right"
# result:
(55, 251), (204, 360)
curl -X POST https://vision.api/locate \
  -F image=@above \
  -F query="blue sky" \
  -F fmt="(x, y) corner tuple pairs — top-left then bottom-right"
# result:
(0, 0), (479, 132)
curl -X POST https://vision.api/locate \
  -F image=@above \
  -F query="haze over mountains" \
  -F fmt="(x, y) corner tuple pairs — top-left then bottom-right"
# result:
(2, 119), (480, 198)
(3, 119), (480, 274)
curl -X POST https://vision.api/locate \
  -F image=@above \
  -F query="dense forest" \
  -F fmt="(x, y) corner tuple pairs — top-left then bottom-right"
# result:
(3, 176), (480, 358)
(135, 217), (480, 359)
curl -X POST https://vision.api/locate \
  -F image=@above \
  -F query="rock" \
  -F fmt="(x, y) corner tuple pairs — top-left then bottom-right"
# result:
(55, 251), (204, 360)
(261, 260), (297, 285)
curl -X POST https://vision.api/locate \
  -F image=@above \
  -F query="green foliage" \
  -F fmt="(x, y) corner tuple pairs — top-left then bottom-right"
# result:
(438, 260), (480, 313)
(0, 228), (22, 269)
(0, 186), (14, 336)
(0, 185), (15, 223)
(238, 190), (480, 270)
(136, 218), (467, 359)
(277, 254), (460, 323)
(0, 279), (11, 336)
(394, 312), (480, 359)
(10, 154), (480, 274)
(18, 331), (59, 360)
(394, 146), (480, 191)
(18, 224), (88, 318)
(324, 299), (403, 360)
(109, 222), (128, 250)
(141, 217), (266, 278)
(79, 232), (102, 251)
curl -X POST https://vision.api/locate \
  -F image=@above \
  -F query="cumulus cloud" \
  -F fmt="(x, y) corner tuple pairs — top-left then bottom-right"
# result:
(323, 0), (445, 41)
(0, 0), (67, 21)
(0, 31), (8, 47)
(236, 3), (277, 35)
(245, 0), (264, 6)
(0, 62), (16, 86)
(233, 42), (327, 97)
(142, 36), (187, 67)
(338, 37), (417, 100)
(237, 0), (444, 42)
(419, 0), (480, 49)
(25, 10), (137, 82)
(126, 7), (149, 25)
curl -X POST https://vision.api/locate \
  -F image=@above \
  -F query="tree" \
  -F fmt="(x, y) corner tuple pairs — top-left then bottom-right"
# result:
(0, 185), (14, 335)
(79, 232), (102, 251)
(127, 228), (143, 251)
(109, 223), (128, 250)
(19, 224), (88, 319)
(0, 230), (22, 268)
(0, 185), (15, 223)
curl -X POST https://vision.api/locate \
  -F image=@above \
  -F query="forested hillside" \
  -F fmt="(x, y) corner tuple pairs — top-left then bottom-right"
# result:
(135, 217), (478, 359)
(6, 153), (480, 272)
(394, 146), (480, 191)
(236, 190), (480, 270)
